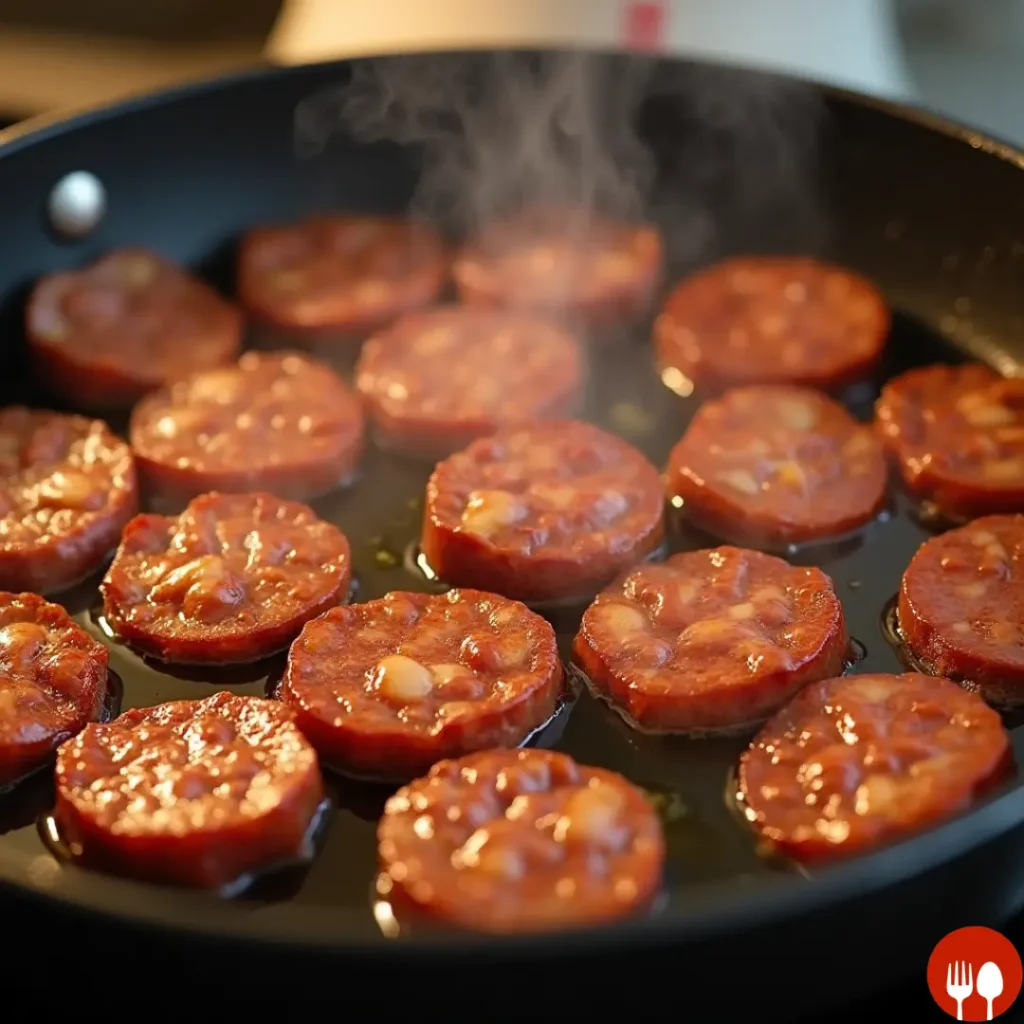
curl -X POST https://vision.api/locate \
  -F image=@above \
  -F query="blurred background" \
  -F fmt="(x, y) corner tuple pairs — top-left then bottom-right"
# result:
(0, 0), (1021, 144)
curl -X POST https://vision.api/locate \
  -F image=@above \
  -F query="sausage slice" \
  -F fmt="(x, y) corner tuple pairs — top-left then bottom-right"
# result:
(377, 748), (664, 933)
(655, 256), (889, 393)
(130, 351), (364, 510)
(738, 672), (1012, 860)
(899, 514), (1024, 704)
(237, 215), (447, 339)
(279, 589), (563, 780)
(573, 547), (848, 733)
(453, 205), (662, 325)
(355, 306), (584, 457)
(101, 492), (351, 664)
(0, 592), (108, 788)
(666, 385), (887, 545)
(54, 692), (326, 889)
(26, 249), (241, 411)
(0, 407), (137, 594)
(876, 363), (1024, 519)
(422, 420), (665, 603)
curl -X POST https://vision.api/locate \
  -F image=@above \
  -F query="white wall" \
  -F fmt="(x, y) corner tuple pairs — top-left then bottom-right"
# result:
(268, 0), (915, 99)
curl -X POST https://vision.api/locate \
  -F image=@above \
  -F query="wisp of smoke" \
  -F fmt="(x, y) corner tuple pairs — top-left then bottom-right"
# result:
(293, 49), (827, 263)
(296, 51), (657, 237)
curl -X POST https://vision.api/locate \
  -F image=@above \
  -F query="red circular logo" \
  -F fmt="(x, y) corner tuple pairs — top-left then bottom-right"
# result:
(927, 927), (1023, 1020)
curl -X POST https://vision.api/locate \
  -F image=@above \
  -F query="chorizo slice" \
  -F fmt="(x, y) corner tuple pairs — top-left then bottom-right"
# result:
(101, 491), (351, 665)
(654, 256), (889, 394)
(54, 692), (325, 889)
(0, 592), (108, 788)
(453, 205), (663, 325)
(376, 748), (664, 933)
(422, 420), (665, 603)
(876, 363), (1024, 519)
(129, 351), (364, 510)
(573, 547), (848, 734)
(665, 385), (887, 545)
(279, 589), (563, 780)
(738, 672), (1012, 860)
(26, 248), (242, 411)
(355, 306), (584, 457)
(898, 514), (1024, 704)
(237, 215), (447, 339)
(0, 407), (138, 594)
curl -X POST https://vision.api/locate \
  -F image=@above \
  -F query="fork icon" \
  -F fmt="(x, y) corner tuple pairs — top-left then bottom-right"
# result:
(947, 960), (974, 1020)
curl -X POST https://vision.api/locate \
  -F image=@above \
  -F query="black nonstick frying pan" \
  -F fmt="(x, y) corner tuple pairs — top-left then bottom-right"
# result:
(1, 49), (1023, 1020)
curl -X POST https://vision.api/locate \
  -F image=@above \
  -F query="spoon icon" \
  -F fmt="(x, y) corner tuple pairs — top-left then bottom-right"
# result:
(977, 961), (1004, 1020)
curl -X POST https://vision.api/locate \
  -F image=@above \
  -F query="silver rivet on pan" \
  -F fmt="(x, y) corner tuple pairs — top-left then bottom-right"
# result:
(47, 171), (107, 238)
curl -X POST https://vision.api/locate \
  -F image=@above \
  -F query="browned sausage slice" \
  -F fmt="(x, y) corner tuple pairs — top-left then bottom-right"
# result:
(666, 385), (887, 545)
(876, 363), (1024, 519)
(129, 351), (364, 510)
(898, 514), (1024, 704)
(54, 692), (326, 889)
(422, 420), (665, 603)
(655, 256), (889, 394)
(0, 592), (108, 789)
(26, 248), (242, 411)
(377, 748), (665, 933)
(573, 547), (848, 733)
(738, 672), (1011, 860)
(355, 306), (584, 457)
(237, 215), (447, 339)
(101, 492), (351, 664)
(454, 205), (662, 325)
(0, 407), (137, 594)
(280, 589), (563, 780)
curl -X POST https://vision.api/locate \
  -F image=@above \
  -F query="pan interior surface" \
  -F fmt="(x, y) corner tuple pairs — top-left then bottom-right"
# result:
(0, 51), (1023, 955)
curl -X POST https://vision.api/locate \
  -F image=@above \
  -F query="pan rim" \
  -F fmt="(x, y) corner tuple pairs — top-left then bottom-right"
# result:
(1, 46), (1024, 953)
(3, 779), (1023, 953)
(1, 46), (1023, 173)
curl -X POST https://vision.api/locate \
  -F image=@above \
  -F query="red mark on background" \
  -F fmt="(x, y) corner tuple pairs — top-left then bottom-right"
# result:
(927, 926), (1022, 1020)
(622, 1), (666, 52)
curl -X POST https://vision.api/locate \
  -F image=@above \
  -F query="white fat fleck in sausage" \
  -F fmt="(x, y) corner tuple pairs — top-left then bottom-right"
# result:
(773, 461), (809, 491)
(719, 469), (760, 495)
(373, 655), (435, 702)
(728, 602), (756, 621)
(532, 483), (578, 510)
(187, 368), (247, 404)
(956, 392), (1015, 427)
(460, 490), (528, 539)
(775, 396), (817, 431)
(554, 781), (627, 847)
(0, 622), (48, 664)
(595, 603), (647, 637)
(429, 663), (473, 687)
(845, 676), (897, 702)
(151, 555), (227, 601)
(35, 469), (98, 510)
(679, 617), (748, 644)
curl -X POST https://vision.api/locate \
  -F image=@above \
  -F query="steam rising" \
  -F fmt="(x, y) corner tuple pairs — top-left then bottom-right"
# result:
(296, 52), (656, 237)
(293, 50), (827, 263)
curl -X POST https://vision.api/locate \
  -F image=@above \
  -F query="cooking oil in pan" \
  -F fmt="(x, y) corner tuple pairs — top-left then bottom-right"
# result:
(668, 499), (895, 566)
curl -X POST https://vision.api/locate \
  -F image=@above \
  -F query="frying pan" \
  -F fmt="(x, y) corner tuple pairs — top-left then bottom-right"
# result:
(1, 50), (1023, 1020)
